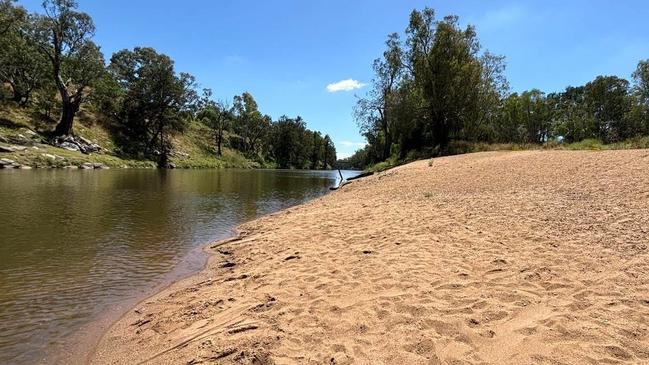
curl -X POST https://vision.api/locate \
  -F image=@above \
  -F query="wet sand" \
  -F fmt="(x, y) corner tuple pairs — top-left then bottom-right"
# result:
(90, 150), (649, 364)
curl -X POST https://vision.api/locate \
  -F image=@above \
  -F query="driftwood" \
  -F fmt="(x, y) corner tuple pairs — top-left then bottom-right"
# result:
(346, 171), (374, 181)
(330, 170), (374, 190)
(330, 169), (348, 190)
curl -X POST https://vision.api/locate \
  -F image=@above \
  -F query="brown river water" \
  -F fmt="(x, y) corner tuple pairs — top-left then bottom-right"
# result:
(0, 168), (358, 364)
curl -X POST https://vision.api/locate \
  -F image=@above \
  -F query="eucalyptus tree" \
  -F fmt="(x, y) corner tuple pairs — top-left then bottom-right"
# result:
(584, 76), (632, 142)
(232, 92), (270, 157)
(109, 47), (197, 167)
(0, 8), (49, 105)
(0, 0), (25, 36)
(632, 60), (649, 105)
(631, 60), (649, 134)
(355, 32), (404, 161)
(197, 90), (231, 156)
(322, 134), (336, 169)
(31, 0), (104, 136)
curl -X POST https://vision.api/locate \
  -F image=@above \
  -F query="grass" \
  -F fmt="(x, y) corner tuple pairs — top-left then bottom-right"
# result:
(0, 103), (258, 169)
(1, 145), (156, 168)
(363, 137), (649, 173)
(169, 120), (265, 168)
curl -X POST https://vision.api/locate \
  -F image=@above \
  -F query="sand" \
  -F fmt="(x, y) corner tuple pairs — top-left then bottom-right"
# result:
(90, 150), (649, 364)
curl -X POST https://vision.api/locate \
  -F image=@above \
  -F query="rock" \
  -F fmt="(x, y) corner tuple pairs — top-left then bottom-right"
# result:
(60, 142), (80, 151)
(32, 146), (39, 150)
(42, 153), (56, 160)
(0, 145), (28, 152)
(92, 163), (110, 169)
(21, 129), (37, 138)
(19, 165), (32, 169)
(80, 162), (94, 169)
(0, 158), (15, 166)
(63, 165), (79, 169)
(79, 136), (93, 145)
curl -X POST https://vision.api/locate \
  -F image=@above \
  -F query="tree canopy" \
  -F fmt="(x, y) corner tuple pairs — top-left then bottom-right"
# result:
(346, 7), (649, 168)
(0, 0), (337, 169)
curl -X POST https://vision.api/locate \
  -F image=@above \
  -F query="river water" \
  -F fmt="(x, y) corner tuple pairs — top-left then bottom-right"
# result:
(0, 168), (357, 364)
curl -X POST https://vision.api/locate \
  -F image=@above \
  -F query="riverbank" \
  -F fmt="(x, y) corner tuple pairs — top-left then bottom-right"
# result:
(0, 104), (264, 169)
(90, 150), (649, 364)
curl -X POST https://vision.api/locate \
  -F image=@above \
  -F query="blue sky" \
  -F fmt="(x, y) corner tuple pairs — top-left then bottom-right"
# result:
(19, 1), (649, 158)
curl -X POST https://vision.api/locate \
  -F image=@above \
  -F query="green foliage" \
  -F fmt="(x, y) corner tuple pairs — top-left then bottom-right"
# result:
(350, 6), (649, 170)
(0, 3), (49, 106)
(30, 0), (105, 136)
(0, 1), (337, 169)
(108, 47), (197, 166)
(231, 92), (270, 158)
(0, 0), (25, 36)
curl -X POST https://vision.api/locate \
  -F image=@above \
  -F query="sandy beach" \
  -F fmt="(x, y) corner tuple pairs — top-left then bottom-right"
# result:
(90, 150), (649, 364)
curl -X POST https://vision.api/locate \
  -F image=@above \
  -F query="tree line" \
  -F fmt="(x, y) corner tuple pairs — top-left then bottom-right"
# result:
(0, 0), (336, 168)
(346, 7), (649, 168)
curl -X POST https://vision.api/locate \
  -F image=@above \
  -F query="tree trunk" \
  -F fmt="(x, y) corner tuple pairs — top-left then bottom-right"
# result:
(216, 126), (223, 156)
(54, 101), (78, 136)
(11, 91), (25, 106)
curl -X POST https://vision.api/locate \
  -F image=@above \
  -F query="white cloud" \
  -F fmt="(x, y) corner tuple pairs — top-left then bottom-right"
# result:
(337, 152), (353, 159)
(326, 79), (366, 92)
(339, 140), (367, 148)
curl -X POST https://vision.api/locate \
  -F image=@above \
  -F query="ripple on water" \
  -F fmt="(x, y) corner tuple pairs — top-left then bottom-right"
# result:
(0, 168), (357, 364)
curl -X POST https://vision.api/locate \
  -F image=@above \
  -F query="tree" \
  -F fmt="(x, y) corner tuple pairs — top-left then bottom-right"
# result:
(109, 47), (197, 167)
(267, 116), (309, 168)
(310, 131), (323, 169)
(232, 92), (270, 157)
(356, 7), (507, 160)
(0, 12), (49, 105)
(0, 0), (25, 36)
(197, 90), (230, 156)
(520, 89), (550, 143)
(31, 0), (104, 136)
(355, 33), (404, 161)
(584, 76), (632, 142)
(547, 86), (591, 142)
(632, 60), (649, 105)
(322, 134), (336, 169)
(632, 60), (649, 134)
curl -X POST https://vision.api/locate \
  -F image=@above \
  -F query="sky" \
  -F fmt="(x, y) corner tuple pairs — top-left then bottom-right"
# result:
(18, 0), (649, 158)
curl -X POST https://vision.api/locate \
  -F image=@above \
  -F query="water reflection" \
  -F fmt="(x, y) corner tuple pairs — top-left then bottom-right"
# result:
(0, 169), (355, 364)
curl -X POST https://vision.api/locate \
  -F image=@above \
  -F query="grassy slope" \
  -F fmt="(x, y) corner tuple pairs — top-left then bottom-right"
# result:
(0, 104), (256, 169)
(365, 137), (649, 173)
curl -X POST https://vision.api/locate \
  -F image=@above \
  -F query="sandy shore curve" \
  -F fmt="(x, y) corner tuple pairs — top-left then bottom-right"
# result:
(90, 150), (649, 364)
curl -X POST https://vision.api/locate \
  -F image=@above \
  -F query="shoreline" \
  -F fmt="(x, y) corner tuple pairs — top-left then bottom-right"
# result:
(46, 243), (216, 365)
(89, 150), (649, 364)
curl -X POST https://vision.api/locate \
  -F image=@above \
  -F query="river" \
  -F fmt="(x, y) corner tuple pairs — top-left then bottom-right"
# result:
(0, 168), (358, 364)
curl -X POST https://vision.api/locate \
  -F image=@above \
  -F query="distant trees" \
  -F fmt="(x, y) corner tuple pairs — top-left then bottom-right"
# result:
(231, 92), (270, 157)
(0, 0), (337, 168)
(354, 7), (508, 164)
(263, 116), (336, 169)
(350, 7), (649, 168)
(197, 90), (230, 157)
